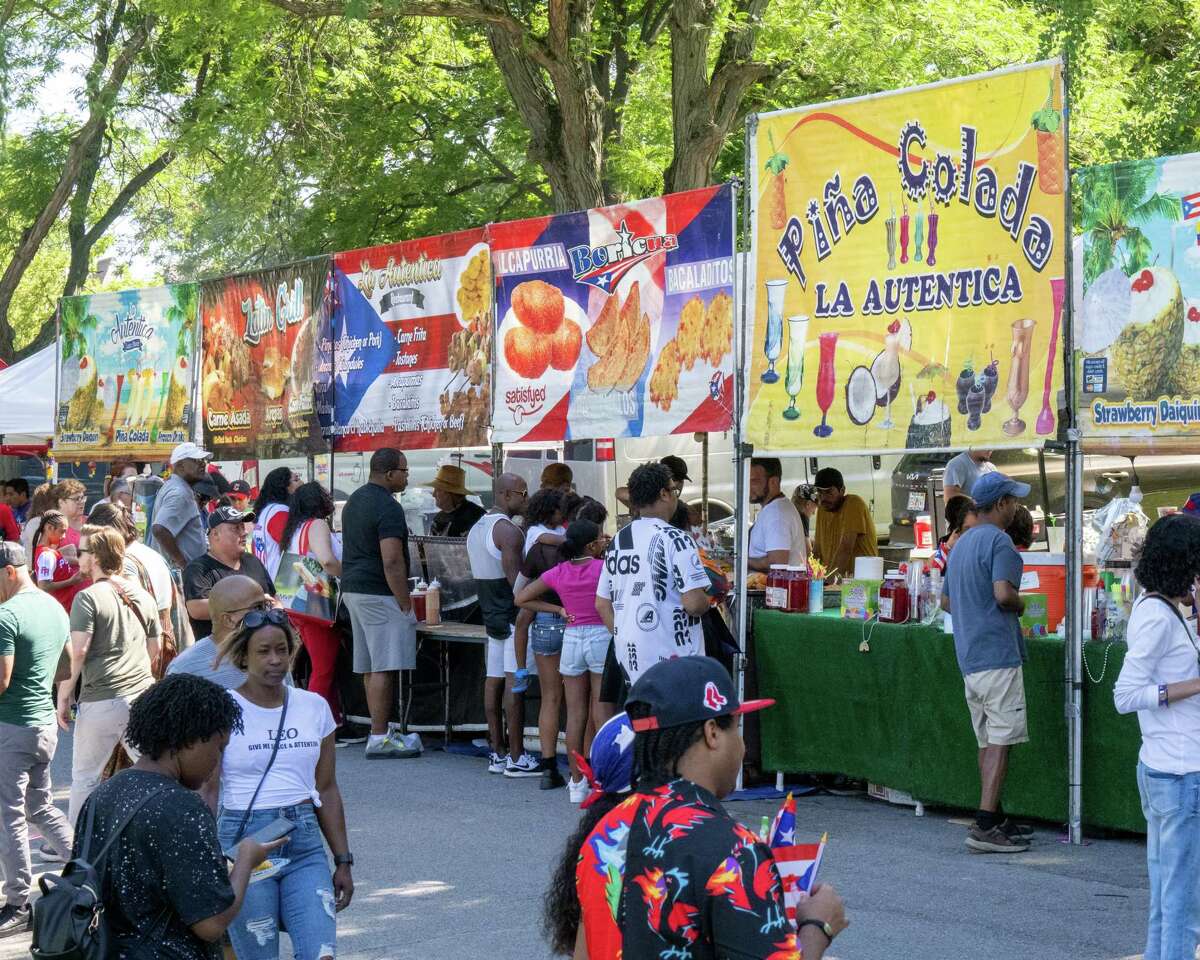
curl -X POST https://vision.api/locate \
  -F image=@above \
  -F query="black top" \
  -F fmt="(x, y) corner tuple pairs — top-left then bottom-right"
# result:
(73, 770), (234, 960)
(428, 499), (486, 538)
(617, 778), (794, 960)
(520, 538), (564, 607)
(182, 552), (275, 640)
(340, 481), (411, 595)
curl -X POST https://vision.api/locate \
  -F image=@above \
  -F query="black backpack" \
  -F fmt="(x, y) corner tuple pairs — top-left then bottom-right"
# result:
(30, 785), (168, 960)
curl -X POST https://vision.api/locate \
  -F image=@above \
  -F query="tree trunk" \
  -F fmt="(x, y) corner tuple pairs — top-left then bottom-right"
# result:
(0, 14), (152, 360)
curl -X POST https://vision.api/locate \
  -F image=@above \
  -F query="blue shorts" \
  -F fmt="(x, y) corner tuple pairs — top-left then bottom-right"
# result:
(530, 612), (565, 657)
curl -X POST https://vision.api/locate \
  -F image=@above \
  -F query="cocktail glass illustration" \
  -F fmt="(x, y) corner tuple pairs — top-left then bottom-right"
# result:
(782, 315), (809, 421)
(814, 331), (838, 438)
(886, 213), (897, 270)
(762, 280), (787, 383)
(926, 209), (939, 267)
(877, 331), (901, 430)
(900, 205), (910, 264)
(914, 213), (925, 263)
(1003, 319), (1036, 436)
(1036, 278), (1065, 436)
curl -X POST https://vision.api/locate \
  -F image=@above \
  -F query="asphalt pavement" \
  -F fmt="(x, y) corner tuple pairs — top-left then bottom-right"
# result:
(1, 731), (1152, 960)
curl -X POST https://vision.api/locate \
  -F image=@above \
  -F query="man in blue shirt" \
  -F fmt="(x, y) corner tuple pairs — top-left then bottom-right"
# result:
(942, 471), (1033, 854)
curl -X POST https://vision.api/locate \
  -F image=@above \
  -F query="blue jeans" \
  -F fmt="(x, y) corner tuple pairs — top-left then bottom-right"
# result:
(1137, 762), (1200, 960)
(217, 804), (336, 960)
(530, 612), (565, 657)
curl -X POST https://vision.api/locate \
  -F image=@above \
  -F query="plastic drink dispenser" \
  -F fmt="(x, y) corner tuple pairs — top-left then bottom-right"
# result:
(785, 566), (810, 613)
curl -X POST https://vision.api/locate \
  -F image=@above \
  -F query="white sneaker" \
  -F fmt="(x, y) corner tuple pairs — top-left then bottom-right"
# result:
(488, 752), (508, 774)
(568, 777), (589, 804)
(503, 753), (541, 778)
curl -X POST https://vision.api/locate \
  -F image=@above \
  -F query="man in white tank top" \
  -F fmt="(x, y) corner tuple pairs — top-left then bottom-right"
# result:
(467, 473), (537, 776)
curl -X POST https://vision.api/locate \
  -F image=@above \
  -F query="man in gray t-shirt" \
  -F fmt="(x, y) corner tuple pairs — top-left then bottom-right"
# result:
(151, 443), (211, 568)
(941, 449), (995, 502)
(941, 471), (1032, 854)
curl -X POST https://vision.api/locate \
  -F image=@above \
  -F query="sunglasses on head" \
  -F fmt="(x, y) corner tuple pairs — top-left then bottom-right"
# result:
(241, 608), (289, 631)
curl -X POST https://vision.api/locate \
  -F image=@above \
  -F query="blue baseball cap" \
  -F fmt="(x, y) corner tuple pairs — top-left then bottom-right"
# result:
(627, 656), (774, 733)
(577, 712), (636, 809)
(971, 471), (1030, 509)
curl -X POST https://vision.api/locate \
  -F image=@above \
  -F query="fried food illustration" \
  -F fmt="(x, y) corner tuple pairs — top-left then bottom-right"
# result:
(505, 325), (551, 378)
(647, 290), (733, 411)
(456, 249), (491, 321)
(512, 279), (565, 335)
(649, 341), (682, 411)
(550, 319), (582, 371)
(586, 281), (650, 393)
(261, 343), (286, 400)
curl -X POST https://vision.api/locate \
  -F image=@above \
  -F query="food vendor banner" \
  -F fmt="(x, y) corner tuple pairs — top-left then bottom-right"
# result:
(745, 61), (1066, 453)
(330, 228), (491, 450)
(200, 257), (330, 459)
(56, 284), (198, 459)
(1076, 151), (1200, 438)
(489, 184), (735, 442)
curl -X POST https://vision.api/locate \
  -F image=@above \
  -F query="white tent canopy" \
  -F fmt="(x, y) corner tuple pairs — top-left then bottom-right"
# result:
(0, 345), (55, 444)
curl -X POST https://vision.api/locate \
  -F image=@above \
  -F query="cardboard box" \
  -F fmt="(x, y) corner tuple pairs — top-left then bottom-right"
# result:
(841, 579), (880, 620)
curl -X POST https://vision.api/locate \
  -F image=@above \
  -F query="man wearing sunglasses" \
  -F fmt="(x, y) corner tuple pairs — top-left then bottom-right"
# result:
(168, 575), (289, 691)
(182, 506), (276, 642)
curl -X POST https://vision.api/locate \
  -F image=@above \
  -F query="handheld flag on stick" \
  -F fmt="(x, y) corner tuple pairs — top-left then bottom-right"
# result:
(767, 793), (828, 925)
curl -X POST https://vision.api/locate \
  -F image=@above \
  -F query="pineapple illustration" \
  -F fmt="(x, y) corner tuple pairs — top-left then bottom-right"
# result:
(1110, 267), (1184, 399)
(764, 131), (789, 230)
(1031, 80), (1063, 195)
(1169, 304), (1200, 396)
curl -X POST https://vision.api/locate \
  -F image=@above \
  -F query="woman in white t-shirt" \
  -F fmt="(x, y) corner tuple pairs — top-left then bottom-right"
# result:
(1114, 514), (1200, 960)
(252, 467), (302, 580)
(214, 608), (353, 959)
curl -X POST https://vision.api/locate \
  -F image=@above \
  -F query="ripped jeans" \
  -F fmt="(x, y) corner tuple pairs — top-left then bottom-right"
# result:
(217, 803), (337, 960)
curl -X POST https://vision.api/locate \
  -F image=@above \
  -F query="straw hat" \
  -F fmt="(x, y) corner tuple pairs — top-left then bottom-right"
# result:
(431, 464), (469, 497)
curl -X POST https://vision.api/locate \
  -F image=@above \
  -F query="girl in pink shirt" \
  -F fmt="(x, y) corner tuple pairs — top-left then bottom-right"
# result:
(516, 519), (610, 800)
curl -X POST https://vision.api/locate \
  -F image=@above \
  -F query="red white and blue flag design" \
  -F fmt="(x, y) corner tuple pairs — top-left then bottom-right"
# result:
(768, 793), (827, 925)
(1181, 191), (1200, 221)
(489, 185), (736, 443)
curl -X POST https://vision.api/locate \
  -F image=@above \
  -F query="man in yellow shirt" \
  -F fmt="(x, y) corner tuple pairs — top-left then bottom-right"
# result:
(812, 467), (879, 579)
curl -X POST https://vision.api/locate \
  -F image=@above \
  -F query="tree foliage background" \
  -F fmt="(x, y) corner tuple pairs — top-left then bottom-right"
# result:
(0, 0), (1196, 362)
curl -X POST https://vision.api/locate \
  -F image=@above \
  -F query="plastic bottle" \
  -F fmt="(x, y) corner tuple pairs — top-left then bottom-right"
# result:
(425, 579), (441, 626)
(411, 580), (428, 622)
(766, 565), (788, 610)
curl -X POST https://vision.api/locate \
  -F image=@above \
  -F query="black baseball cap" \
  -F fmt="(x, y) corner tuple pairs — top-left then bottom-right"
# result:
(209, 505), (255, 528)
(627, 656), (774, 733)
(660, 455), (691, 484)
(0, 542), (26, 568)
(228, 480), (252, 498)
(193, 477), (220, 500)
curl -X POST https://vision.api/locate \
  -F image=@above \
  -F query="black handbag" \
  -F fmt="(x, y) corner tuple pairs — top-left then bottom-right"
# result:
(30, 785), (168, 960)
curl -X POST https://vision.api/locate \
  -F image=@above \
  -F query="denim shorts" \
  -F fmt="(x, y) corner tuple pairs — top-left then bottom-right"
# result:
(217, 803), (336, 959)
(530, 612), (565, 656)
(560, 623), (610, 676)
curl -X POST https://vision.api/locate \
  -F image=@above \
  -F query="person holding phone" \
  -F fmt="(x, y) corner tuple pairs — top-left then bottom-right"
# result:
(70, 674), (286, 958)
(214, 608), (352, 960)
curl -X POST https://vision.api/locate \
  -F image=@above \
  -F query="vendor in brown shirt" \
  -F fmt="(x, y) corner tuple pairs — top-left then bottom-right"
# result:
(812, 467), (878, 579)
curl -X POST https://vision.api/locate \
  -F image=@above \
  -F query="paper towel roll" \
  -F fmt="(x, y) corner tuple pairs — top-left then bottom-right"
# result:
(853, 556), (884, 581)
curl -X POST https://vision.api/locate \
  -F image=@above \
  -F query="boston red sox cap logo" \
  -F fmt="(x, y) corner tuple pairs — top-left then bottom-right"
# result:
(703, 681), (728, 712)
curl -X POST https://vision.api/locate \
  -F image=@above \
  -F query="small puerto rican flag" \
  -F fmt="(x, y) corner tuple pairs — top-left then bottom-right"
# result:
(767, 793), (828, 925)
(1181, 191), (1200, 222)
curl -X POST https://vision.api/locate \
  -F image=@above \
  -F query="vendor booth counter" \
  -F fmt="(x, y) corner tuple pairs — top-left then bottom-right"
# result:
(753, 609), (1144, 834)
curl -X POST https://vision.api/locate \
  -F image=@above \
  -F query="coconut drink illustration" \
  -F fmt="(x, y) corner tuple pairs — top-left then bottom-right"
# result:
(906, 390), (951, 449)
(1169, 303), (1200, 396)
(1111, 266), (1185, 399)
(845, 366), (878, 427)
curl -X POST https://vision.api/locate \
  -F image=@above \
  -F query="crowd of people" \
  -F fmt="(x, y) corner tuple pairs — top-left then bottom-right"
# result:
(6, 439), (1199, 959)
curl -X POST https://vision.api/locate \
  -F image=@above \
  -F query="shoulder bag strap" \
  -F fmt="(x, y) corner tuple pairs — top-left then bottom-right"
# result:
(1143, 593), (1192, 633)
(230, 686), (290, 845)
(297, 520), (314, 557)
(107, 581), (152, 640)
(87, 785), (171, 872)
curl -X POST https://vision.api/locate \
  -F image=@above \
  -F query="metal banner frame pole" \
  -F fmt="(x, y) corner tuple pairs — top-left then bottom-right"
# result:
(733, 167), (752, 792)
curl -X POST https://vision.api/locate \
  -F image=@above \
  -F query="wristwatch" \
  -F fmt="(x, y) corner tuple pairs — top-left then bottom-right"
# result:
(333, 853), (354, 867)
(796, 918), (834, 944)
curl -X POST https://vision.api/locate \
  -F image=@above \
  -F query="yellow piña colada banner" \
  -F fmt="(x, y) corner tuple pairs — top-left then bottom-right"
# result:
(745, 61), (1066, 453)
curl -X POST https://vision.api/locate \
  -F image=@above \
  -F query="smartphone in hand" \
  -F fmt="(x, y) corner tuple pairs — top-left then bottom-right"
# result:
(223, 817), (295, 862)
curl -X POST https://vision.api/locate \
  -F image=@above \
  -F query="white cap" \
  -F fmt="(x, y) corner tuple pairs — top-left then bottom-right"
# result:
(170, 441), (212, 465)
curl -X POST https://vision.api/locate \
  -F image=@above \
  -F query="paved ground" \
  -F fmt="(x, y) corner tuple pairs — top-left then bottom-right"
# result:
(1, 732), (1152, 959)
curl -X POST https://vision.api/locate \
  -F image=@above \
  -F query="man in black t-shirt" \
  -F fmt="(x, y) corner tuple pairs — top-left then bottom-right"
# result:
(182, 506), (275, 641)
(340, 448), (416, 759)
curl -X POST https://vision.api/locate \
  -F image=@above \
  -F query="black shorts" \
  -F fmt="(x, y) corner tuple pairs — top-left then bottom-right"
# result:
(599, 637), (630, 707)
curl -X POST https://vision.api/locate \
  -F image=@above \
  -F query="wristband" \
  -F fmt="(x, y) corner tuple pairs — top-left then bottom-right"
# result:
(1159, 684), (1169, 707)
(796, 918), (834, 944)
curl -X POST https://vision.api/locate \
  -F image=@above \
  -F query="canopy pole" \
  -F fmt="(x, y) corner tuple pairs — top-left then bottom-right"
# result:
(732, 169), (750, 793)
(701, 432), (710, 533)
